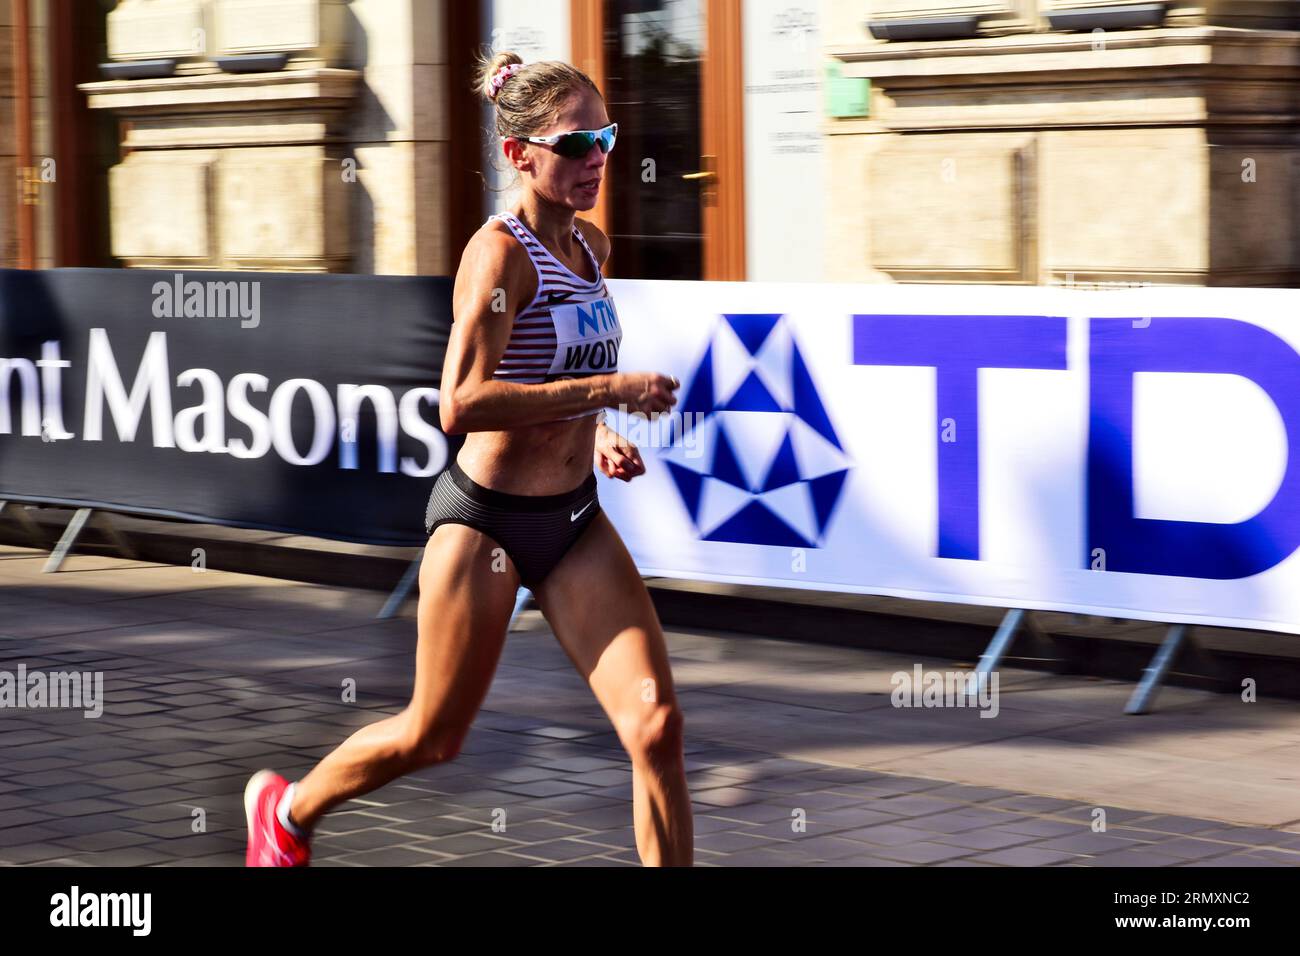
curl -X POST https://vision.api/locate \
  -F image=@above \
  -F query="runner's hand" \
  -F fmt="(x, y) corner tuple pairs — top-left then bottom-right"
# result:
(612, 372), (679, 417)
(595, 424), (645, 482)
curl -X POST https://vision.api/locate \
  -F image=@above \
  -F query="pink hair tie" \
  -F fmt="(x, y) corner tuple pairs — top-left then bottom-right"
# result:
(487, 63), (523, 99)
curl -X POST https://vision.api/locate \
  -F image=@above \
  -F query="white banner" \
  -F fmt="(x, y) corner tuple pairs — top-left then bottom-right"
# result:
(598, 280), (1300, 636)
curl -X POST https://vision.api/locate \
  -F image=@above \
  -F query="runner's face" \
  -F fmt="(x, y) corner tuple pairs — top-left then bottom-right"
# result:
(523, 90), (611, 212)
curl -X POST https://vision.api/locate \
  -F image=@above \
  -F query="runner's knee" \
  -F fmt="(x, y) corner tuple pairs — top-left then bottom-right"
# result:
(617, 701), (684, 765)
(398, 711), (466, 767)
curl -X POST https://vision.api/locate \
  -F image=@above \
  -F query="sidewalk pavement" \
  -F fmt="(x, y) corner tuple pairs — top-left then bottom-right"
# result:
(1, 542), (1298, 867)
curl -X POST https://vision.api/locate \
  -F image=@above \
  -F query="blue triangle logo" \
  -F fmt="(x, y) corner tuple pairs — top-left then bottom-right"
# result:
(792, 342), (842, 450)
(710, 424), (749, 490)
(760, 430), (801, 492)
(704, 500), (813, 548)
(680, 343), (714, 417)
(722, 370), (783, 413)
(808, 468), (850, 534)
(724, 314), (780, 356)
(666, 461), (705, 523)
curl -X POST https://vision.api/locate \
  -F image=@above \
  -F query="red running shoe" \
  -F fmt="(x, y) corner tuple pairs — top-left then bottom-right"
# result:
(244, 770), (311, 867)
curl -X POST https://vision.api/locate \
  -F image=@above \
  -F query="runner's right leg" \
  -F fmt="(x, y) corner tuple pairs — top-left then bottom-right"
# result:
(286, 524), (519, 830)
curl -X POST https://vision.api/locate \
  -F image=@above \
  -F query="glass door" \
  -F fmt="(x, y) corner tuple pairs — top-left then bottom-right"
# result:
(601, 0), (706, 279)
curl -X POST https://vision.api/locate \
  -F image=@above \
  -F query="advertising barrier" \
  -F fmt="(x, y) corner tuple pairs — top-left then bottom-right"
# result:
(0, 268), (453, 546)
(599, 280), (1300, 636)
(4, 269), (1299, 635)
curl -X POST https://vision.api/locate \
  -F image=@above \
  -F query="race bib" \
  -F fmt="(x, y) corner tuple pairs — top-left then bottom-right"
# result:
(547, 297), (622, 378)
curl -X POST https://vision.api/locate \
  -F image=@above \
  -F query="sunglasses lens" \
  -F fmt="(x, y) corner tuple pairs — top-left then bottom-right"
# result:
(552, 125), (617, 158)
(556, 132), (597, 159)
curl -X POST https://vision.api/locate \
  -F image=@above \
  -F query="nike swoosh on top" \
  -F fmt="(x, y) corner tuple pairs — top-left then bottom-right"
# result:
(571, 501), (593, 522)
(547, 292), (577, 304)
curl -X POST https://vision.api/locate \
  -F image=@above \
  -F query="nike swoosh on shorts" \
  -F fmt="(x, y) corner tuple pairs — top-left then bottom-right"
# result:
(571, 501), (593, 522)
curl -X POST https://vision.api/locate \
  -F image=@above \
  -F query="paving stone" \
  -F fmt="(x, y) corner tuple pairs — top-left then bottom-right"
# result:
(792, 836), (885, 862)
(0, 842), (78, 864)
(435, 851), (539, 867)
(897, 809), (1019, 835)
(332, 847), (444, 866)
(990, 819), (1085, 838)
(51, 830), (157, 852)
(1194, 826), (1299, 848)
(870, 794), (964, 818)
(411, 832), (523, 856)
(380, 816), (494, 840)
(551, 855), (638, 866)
(42, 814), (142, 837)
(0, 809), (52, 830)
(933, 829), (1040, 851)
(1082, 848), (1196, 867)
(1240, 848), (1300, 866)
(1153, 837), (1247, 861)
(837, 823), (944, 848)
(693, 802), (793, 825)
(5, 542), (1300, 869)
(986, 795), (1088, 814)
(974, 846), (1087, 866)
(1182, 853), (1295, 867)
(506, 838), (614, 862)
(1124, 815), (1229, 836)
(40, 799), (130, 818)
(494, 779), (591, 798)
(693, 830), (786, 854)
(482, 766), (566, 784)
(872, 842), (977, 865)
(691, 787), (771, 808)
(536, 756), (625, 773)
(316, 828), (421, 852)
(1027, 832), (1151, 855)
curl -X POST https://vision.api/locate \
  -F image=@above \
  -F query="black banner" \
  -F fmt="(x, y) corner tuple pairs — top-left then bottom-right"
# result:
(0, 268), (456, 546)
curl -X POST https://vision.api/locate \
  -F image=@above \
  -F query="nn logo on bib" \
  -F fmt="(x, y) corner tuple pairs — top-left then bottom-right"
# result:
(576, 300), (619, 336)
(551, 298), (622, 377)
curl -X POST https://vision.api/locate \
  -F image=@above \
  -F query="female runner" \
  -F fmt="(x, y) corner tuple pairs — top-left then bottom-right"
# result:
(244, 51), (694, 867)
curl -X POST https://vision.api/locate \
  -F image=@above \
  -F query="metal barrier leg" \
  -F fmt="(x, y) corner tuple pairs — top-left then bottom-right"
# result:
(42, 507), (93, 573)
(509, 587), (533, 629)
(1125, 624), (1188, 715)
(968, 608), (1024, 701)
(377, 552), (423, 619)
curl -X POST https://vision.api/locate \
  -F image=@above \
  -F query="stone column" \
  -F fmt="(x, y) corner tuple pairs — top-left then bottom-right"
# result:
(828, 2), (1300, 286)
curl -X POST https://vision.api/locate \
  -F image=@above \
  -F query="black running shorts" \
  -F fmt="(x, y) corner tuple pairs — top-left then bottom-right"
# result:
(424, 460), (601, 589)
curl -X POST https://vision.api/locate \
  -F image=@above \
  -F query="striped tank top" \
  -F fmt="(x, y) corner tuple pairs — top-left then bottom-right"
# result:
(488, 211), (622, 417)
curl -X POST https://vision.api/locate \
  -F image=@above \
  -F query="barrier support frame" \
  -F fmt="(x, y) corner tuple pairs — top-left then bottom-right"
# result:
(969, 608), (1069, 701)
(1125, 624), (1229, 715)
(378, 552), (422, 619)
(26, 506), (139, 572)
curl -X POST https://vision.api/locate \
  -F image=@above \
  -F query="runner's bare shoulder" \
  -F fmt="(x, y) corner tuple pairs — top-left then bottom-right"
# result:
(453, 220), (538, 323)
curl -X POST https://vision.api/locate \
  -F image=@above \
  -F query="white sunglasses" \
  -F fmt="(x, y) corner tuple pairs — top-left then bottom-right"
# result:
(519, 123), (619, 159)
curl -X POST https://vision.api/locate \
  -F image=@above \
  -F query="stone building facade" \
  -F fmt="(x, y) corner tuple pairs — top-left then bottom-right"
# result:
(1, 1), (1297, 285)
